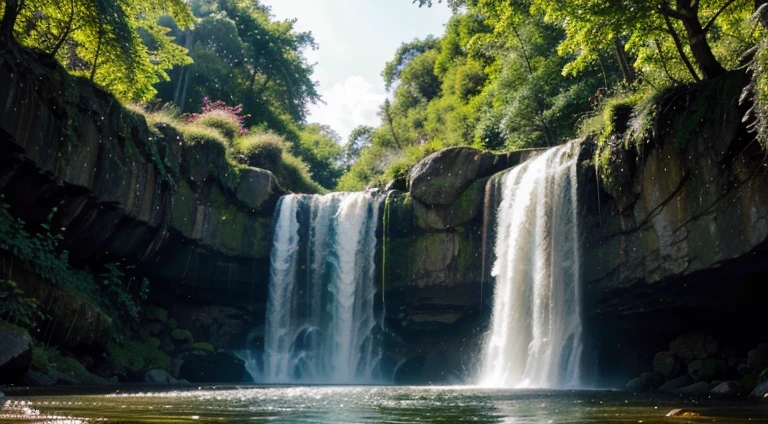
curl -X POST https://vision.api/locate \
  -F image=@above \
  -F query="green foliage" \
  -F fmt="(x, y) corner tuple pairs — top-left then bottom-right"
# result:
(144, 305), (169, 323)
(745, 8), (768, 149)
(0, 199), (148, 324)
(31, 346), (52, 374)
(383, 36), (441, 90)
(186, 107), (247, 142)
(156, 0), (320, 127)
(232, 132), (286, 170)
(179, 123), (229, 147)
(291, 124), (344, 190)
(281, 152), (325, 194)
(45, 347), (109, 384)
(106, 337), (172, 376)
(190, 342), (214, 354)
(171, 328), (194, 344)
(11, 0), (194, 101)
(0, 279), (42, 328)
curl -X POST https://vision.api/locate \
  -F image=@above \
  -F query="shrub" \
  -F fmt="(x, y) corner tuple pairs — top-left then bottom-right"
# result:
(0, 199), (148, 324)
(184, 99), (249, 140)
(179, 123), (228, 147)
(31, 346), (51, 373)
(46, 348), (108, 384)
(280, 152), (324, 194)
(193, 109), (243, 141)
(232, 132), (286, 170)
(106, 338), (172, 376)
(171, 329), (194, 344)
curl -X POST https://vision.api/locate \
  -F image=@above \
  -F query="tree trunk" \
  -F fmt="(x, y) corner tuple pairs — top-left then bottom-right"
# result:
(613, 39), (635, 84)
(1, 0), (23, 41)
(757, 0), (768, 29)
(663, 15), (701, 81)
(384, 100), (402, 149)
(90, 29), (104, 82)
(677, 1), (727, 79)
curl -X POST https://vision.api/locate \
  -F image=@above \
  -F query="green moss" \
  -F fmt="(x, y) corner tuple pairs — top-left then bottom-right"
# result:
(31, 346), (52, 373)
(280, 152), (324, 194)
(180, 123), (229, 148)
(143, 305), (168, 323)
(232, 132), (285, 170)
(106, 338), (172, 375)
(190, 342), (214, 354)
(0, 319), (28, 335)
(171, 329), (194, 344)
(252, 217), (273, 258)
(167, 318), (178, 329)
(46, 348), (108, 384)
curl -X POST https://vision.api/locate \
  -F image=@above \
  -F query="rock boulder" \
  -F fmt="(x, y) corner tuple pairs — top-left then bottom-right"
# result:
(407, 147), (505, 206)
(0, 322), (32, 384)
(653, 351), (681, 379)
(670, 334), (718, 362)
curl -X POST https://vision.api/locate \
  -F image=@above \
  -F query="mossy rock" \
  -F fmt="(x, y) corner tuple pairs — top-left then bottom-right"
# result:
(31, 346), (52, 374)
(144, 305), (169, 323)
(45, 348), (109, 384)
(105, 338), (172, 377)
(167, 318), (178, 330)
(190, 342), (215, 354)
(171, 329), (194, 345)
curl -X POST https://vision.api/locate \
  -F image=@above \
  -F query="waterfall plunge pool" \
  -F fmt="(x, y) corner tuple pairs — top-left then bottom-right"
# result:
(2, 386), (765, 423)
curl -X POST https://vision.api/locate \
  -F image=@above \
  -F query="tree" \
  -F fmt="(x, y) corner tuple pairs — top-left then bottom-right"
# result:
(344, 126), (374, 168)
(156, 0), (320, 131)
(292, 124), (343, 189)
(382, 36), (440, 90)
(6, 0), (194, 101)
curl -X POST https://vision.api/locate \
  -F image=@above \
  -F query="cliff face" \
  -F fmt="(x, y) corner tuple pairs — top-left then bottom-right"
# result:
(579, 76), (768, 385)
(0, 50), (279, 351)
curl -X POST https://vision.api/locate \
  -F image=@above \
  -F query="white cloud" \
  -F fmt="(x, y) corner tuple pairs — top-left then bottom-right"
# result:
(307, 76), (386, 142)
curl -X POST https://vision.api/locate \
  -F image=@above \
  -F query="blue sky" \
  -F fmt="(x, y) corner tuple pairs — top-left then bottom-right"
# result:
(260, 0), (452, 141)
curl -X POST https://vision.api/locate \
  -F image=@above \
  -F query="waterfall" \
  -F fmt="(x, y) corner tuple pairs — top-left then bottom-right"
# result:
(478, 144), (583, 388)
(263, 192), (382, 384)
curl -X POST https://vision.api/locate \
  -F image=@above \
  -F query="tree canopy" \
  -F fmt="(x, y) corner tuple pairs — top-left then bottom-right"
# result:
(338, 0), (765, 190)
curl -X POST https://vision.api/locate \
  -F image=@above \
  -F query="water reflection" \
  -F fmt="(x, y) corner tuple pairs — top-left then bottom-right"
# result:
(1, 386), (765, 424)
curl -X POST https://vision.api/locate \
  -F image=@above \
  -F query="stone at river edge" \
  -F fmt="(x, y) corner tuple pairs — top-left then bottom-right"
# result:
(710, 380), (741, 397)
(675, 381), (711, 394)
(22, 370), (55, 387)
(749, 381), (768, 400)
(653, 351), (681, 378)
(669, 333), (718, 362)
(0, 322), (32, 383)
(144, 369), (182, 385)
(407, 147), (507, 206)
(658, 375), (693, 392)
(747, 344), (768, 370)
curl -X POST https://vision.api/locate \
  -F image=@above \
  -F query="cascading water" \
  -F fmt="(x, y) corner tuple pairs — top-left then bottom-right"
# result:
(263, 192), (382, 384)
(478, 143), (583, 388)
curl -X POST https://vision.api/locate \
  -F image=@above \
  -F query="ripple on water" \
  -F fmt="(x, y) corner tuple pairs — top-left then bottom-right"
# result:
(1, 386), (766, 424)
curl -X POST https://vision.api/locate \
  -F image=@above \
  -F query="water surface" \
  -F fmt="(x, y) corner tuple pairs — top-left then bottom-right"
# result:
(1, 386), (766, 423)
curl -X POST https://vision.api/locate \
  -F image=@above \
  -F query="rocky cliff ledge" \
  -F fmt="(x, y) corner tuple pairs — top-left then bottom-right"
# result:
(381, 73), (768, 387)
(0, 49), (280, 357)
